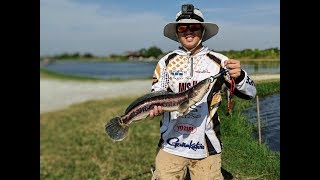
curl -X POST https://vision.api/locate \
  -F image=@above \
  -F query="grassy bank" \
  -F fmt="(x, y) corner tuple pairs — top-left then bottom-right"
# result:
(40, 68), (104, 81)
(40, 80), (280, 179)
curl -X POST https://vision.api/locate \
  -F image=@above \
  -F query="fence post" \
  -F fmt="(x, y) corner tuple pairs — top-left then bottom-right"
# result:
(257, 95), (261, 145)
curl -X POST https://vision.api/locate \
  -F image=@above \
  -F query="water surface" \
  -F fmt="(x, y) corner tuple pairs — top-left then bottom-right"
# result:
(244, 93), (280, 152)
(41, 60), (279, 80)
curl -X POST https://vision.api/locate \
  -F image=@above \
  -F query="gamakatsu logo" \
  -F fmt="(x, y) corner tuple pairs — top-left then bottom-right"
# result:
(174, 123), (197, 134)
(167, 137), (204, 151)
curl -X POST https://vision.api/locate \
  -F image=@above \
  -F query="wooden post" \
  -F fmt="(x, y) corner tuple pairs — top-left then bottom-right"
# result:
(257, 96), (261, 145)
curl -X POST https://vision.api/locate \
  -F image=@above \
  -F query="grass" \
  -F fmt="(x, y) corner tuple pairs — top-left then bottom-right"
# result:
(40, 79), (280, 180)
(40, 96), (159, 179)
(40, 68), (104, 81)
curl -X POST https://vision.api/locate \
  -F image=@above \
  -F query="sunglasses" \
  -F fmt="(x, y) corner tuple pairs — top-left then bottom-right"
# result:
(176, 24), (203, 33)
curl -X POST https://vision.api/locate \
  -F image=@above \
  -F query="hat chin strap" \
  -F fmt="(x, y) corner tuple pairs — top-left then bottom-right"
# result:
(176, 29), (206, 55)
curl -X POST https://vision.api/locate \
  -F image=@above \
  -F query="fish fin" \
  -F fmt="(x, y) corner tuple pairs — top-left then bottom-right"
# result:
(177, 100), (191, 113)
(105, 117), (129, 141)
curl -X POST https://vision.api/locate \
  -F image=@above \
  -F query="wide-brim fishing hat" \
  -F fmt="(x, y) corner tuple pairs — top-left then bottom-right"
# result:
(164, 7), (219, 42)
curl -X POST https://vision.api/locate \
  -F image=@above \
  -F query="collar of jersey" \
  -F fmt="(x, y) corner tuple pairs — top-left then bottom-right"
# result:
(173, 46), (209, 56)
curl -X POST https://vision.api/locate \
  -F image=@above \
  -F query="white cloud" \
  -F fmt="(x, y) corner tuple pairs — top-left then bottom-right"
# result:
(40, 0), (280, 56)
(41, 0), (173, 56)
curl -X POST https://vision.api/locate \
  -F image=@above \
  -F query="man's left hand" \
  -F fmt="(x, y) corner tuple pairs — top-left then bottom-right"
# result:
(224, 59), (241, 79)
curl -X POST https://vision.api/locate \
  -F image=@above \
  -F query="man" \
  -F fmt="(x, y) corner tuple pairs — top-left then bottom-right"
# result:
(149, 4), (256, 180)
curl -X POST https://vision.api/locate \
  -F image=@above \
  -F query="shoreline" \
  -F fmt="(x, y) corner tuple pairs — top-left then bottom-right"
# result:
(40, 74), (279, 113)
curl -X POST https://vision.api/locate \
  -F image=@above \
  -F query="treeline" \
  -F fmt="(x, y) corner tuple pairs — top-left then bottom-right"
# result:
(41, 46), (163, 61)
(47, 52), (95, 60)
(216, 47), (279, 59)
(41, 47), (279, 61)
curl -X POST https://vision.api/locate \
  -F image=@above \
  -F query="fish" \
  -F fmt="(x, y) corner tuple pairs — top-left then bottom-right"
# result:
(105, 69), (228, 141)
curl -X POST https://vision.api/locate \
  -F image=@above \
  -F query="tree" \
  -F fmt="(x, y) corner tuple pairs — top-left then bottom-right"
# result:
(144, 46), (163, 58)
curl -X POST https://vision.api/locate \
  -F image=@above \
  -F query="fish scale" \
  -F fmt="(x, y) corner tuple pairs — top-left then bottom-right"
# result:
(124, 92), (188, 123)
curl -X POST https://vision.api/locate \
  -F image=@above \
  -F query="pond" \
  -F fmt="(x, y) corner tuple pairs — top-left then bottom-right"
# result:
(40, 60), (280, 80)
(244, 93), (280, 152)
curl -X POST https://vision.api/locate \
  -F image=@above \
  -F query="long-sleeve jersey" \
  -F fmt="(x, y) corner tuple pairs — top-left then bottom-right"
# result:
(151, 46), (257, 159)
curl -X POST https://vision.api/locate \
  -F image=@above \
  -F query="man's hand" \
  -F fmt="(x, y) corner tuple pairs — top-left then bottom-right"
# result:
(149, 106), (163, 120)
(224, 59), (241, 79)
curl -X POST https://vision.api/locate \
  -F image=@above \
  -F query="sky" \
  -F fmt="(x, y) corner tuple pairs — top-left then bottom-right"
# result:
(40, 0), (280, 57)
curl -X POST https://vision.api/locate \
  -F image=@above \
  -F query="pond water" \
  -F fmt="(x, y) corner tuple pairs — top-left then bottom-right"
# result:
(244, 93), (280, 152)
(40, 60), (279, 80)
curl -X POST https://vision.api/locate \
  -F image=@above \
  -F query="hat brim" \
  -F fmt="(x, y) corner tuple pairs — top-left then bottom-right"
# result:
(164, 21), (219, 42)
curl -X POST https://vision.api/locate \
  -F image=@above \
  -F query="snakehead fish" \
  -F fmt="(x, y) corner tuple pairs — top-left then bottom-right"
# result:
(105, 69), (228, 141)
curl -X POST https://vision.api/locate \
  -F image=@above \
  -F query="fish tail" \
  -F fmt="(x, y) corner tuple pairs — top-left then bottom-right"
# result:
(105, 116), (129, 141)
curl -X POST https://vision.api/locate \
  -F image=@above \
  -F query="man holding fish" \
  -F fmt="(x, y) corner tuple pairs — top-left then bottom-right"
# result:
(149, 4), (257, 180)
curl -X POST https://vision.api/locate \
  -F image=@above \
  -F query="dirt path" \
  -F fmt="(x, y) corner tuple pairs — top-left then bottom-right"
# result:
(40, 74), (279, 113)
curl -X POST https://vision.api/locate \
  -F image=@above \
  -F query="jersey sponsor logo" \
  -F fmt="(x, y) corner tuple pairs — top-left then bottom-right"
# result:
(246, 76), (255, 86)
(181, 113), (201, 119)
(195, 69), (210, 73)
(174, 123), (197, 134)
(170, 70), (183, 76)
(169, 70), (188, 80)
(178, 81), (197, 92)
(180, 104), (202, 119)
(167, 137), (205, 151)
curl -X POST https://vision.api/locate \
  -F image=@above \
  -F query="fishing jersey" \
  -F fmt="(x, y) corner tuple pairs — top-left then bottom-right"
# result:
(151, 46), (257, 159)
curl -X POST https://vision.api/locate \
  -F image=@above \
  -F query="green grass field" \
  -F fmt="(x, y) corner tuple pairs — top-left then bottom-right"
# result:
(40, 80), (280, 180)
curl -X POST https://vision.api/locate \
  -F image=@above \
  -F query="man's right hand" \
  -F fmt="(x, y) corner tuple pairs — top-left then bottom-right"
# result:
(149, 106), (163, 119)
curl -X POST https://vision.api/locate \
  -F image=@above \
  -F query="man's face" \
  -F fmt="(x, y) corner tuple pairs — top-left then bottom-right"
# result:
(176, 23), (203, 50)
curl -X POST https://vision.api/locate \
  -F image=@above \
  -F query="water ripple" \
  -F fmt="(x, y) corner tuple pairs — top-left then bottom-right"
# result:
(244, 93), (280, 152)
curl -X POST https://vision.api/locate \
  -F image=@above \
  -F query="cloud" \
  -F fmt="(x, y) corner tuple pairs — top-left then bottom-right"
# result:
(40, 0), (280, 56)
(41, 0), (173, 56)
